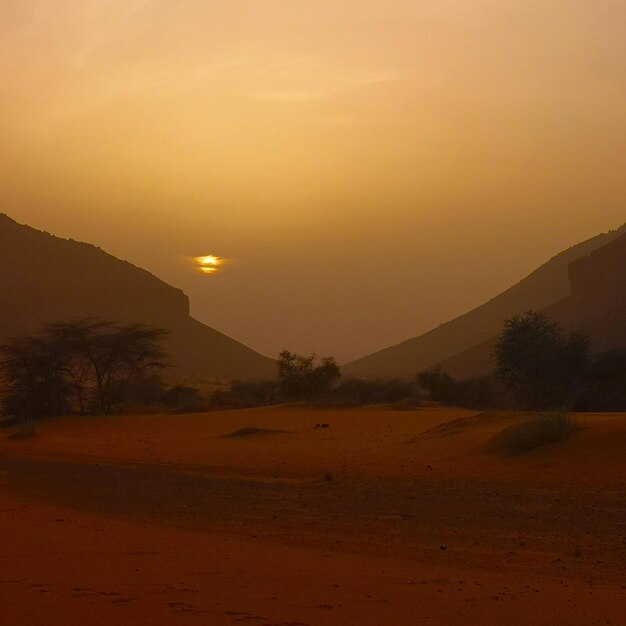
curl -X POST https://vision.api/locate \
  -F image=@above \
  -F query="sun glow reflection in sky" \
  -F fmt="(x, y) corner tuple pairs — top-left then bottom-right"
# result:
(2, 0), (625, 361)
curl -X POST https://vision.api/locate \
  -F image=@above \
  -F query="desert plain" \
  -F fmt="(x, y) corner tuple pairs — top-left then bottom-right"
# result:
(0, 405), (624, 625)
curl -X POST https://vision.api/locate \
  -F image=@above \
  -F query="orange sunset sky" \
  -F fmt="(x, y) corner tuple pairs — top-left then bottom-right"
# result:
(1, 1), (625, 361)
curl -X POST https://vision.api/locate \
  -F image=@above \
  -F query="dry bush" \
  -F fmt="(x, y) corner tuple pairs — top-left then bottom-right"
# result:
(489, 412), (575, 455)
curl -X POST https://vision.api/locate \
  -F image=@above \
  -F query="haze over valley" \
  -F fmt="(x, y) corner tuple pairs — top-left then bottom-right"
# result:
(1, 3), (625, 625)
(3, 0), (625, 361)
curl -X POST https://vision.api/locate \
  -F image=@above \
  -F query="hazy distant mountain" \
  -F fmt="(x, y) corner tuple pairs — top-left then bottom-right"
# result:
(439, 230), (626, 378)
(344, 224), (626, 379)
(0, 214), (274, 380)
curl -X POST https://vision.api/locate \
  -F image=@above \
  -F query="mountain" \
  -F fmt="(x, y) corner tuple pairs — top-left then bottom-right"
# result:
(343, 224), (626, 379)
(439, 230), (626, 378)
(556, 230), (626, 350)
(0, 213), (275, 380)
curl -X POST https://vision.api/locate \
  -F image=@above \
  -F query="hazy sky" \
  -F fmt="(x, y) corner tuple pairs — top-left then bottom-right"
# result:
(2, 1), (625, 362)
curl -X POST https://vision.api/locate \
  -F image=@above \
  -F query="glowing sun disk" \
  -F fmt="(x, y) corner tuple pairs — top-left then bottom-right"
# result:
(199, 255), (219, 266)
(195, 254), (223, 275)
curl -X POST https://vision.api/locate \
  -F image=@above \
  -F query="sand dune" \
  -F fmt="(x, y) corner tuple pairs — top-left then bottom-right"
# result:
(1, 406), (624, 625)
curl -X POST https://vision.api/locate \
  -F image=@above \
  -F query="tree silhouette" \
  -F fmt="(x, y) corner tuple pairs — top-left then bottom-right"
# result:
(0, 335), (70, 418)
(494, 311), (589, 409)
(0, 319), (169, 417)
(276, 350), (340, 400)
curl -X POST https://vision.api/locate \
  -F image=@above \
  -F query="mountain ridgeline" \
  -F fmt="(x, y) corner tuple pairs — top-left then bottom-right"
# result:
(0, 214), (274, 380)
(1, 213), (624, 384)
(344, 224), (626, 380)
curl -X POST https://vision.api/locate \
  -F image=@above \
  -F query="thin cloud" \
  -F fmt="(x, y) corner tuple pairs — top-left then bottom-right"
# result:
(244, 64), (404, 103)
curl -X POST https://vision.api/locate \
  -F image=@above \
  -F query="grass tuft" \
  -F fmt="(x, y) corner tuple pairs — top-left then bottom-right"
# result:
(489, 412), (575, 455)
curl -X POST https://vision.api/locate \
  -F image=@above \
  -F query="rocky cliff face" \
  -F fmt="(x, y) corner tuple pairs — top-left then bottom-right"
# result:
(0, 214), (274, 380)
(549, 232), (626, 353)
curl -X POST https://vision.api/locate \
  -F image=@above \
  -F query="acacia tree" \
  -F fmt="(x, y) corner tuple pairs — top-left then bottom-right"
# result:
(277, 350), (340, 400)
(494, 311), (589, 409)
(46, 320), (169, 413)
(0, 320), (170, 417)
(0, 335), (70, 418)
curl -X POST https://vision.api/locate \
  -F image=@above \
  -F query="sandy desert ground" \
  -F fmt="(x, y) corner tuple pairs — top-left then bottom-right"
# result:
(0, 405), (624, 625)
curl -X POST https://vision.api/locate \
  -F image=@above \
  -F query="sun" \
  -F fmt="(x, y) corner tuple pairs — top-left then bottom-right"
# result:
(195, 255), (223, 274)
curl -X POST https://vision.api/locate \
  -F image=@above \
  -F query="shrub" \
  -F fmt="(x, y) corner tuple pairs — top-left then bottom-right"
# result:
(162, 384), (206, 412)
(489, 412), (575, 455)
(417, 368), (456, 402)
(211, 379), (279, 409)
(417, 368), (500, 409)
(276, 351), (340, 401)
(574, 349), (626, 412)
(330, 378), (416, 406)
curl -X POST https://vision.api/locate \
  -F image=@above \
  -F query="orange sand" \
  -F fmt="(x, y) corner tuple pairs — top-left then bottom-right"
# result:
(1, 406), (624, 625)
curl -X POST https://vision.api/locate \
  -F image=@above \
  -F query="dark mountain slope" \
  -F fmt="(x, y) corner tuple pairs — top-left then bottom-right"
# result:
(439, 231), (626, 379)
(0, 213), (274, 380)
(344, 224), (626, 379)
